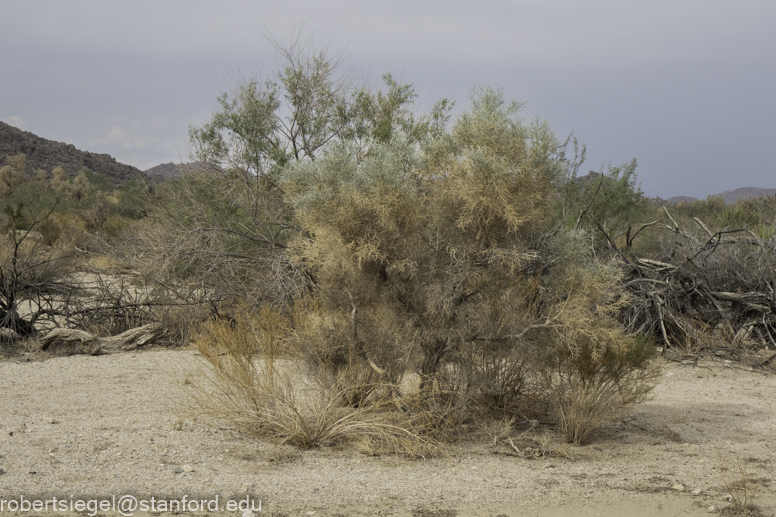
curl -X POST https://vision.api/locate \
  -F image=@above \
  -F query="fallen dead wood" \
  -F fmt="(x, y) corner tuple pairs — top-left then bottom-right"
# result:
(41, 323), (165, 355)
(602, 210), (776, 357)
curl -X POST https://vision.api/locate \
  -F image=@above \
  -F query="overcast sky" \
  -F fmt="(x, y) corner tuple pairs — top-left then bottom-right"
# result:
(2, 1), (774, 198)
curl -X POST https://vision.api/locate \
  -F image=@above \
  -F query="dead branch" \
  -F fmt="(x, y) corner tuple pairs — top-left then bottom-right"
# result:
(627, 218), (663, 248)
(574, 173), (604, 231)
(663, 206), (679, 232)
(615, 211), (776, 356)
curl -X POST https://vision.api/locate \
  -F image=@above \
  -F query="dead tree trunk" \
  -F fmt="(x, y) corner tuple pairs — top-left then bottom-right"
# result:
(40, 323), (166, 355)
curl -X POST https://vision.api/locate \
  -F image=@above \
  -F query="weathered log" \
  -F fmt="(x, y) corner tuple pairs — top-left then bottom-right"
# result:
(709, 291), (770, 309)
(40, 328), (95, 350)
(41, 323), (165, 355)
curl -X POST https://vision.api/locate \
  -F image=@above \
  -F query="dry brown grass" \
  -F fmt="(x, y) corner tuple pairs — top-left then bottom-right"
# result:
(478, 418), (574, 460)
(720, 460), (768, 517)
(548, 371), (658, 444)
(87, 253), (125, 272)
(187, 310), (449, 457)
(459, 344), (540, 418)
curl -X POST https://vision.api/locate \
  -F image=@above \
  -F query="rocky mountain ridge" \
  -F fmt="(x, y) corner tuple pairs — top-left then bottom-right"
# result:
(0, 121), (143, 186)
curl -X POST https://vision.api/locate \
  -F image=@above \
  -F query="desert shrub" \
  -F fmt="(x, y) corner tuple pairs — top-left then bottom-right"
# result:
(103, 214), (133, 239)
(535, 229), (659, 443)
(0, 154), (28, 197)
(0, 152), (146, 247)
(115, 177), (152, 219)
(561, 160), (651, 247)
(278, 90), (657, 445)
(544, 335), (657, 443)
(141, 37), (455, 315)
(667, 193), (771, 240)
(134, 170), (296, 307)
(686, 195), (726, 219)
(35, 211), (89, 246)
(182, 41), (659, 452)
(36, 214), (62, 245)
(716, 203), (762, 229)
(707, 197), (776, 239)
(0, 225), (75, 338)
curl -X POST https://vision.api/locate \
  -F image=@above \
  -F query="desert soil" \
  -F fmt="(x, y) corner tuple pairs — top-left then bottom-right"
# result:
(1, 349), (774, 517)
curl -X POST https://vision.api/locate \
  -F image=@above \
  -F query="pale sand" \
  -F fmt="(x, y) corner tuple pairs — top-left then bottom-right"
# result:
(1, 350), (774, 516)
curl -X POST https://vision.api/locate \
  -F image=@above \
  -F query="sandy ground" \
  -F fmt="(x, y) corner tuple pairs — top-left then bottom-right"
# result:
(0, 349), (774, 517)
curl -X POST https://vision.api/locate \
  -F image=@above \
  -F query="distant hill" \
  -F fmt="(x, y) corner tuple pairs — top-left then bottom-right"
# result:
(143, 161), (213, 181)
(0, 121), (143, 186)
(659, 188), (776, 206)
(715, 187), (776, 204)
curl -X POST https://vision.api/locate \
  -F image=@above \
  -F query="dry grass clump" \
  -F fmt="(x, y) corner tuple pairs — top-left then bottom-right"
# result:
(544, 336), (659, 444)
(188, 304), (657, 453)
(720, 460), (769, 517)
(188, 309), (448, 457)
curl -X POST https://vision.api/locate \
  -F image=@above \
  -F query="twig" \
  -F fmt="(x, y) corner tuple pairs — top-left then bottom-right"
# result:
(574, 173), (604, 231)
(759, 352), (776, 366)
(656, 302), (671, 355)
(627, 218), (663, 248)
(591, 216), (632, 265)
(491, 451), (522, 458)
(469, 319), (553, 341)
(507, 437), (522, 455)
(620, 419), (650, 433)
